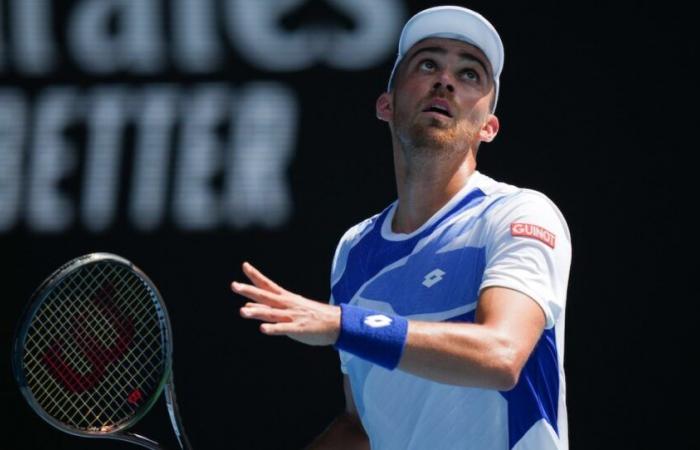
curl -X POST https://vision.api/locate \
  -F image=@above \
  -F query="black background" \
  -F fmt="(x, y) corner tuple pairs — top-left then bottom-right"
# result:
(1, 1), (694, 449)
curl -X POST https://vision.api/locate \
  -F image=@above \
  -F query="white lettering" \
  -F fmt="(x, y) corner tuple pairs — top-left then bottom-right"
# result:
(69, 0), (165, 74)
(224, 0), (404, 71)
(225, 0), (310, 71)
(3, 0), (406, 75)
(130, 85), (178, 231)
(173, 84), (230, 230)
(3, 82), (301, 233)
(511, 223), (555, 248)
(82, 86), (129, 232)
(173, 0), (222, 72)
(0, 89), (27, 231)
(325, 0), (405, 69)
(225, 82), (297, 228)
(27, 88), (80, 232)
(12, 0), (55, 73)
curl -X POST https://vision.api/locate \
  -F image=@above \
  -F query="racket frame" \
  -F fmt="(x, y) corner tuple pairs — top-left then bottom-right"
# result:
(11, 253), (183, 449)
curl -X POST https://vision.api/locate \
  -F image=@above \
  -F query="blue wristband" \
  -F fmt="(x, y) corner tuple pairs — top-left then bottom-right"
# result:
(334, 304), (408, 370)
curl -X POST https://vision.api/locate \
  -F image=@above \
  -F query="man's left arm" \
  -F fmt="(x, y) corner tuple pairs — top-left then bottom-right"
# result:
(233, 192), (570, 390)
(233, 263), (545, 391)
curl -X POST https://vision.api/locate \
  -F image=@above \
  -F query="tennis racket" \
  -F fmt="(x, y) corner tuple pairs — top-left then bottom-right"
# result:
(11, 252), (193, 449)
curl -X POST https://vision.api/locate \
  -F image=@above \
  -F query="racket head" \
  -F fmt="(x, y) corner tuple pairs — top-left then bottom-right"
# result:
(12, 253), (173, 438)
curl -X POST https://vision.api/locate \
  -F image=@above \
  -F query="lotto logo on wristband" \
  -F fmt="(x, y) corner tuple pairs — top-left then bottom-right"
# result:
(336, 304), (407, 370)
(364, 315), (393, 328)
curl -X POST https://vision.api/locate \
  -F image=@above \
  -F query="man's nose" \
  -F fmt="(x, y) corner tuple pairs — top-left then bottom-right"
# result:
(432, 73), (455, 93)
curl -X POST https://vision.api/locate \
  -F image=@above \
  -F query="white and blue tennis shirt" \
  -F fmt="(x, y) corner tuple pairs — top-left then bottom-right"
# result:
(330, 171), (572, 450)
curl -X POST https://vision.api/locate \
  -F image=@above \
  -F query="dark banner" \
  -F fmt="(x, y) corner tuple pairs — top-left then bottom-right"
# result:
(0, 0), (409, 233)
(1, 1), (692, 449)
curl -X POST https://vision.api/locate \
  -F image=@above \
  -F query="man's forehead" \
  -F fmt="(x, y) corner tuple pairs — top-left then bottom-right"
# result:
(406, 37), (493, 73)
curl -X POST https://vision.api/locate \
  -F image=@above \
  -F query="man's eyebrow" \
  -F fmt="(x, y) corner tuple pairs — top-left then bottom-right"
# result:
(459, 52), (490, 77)
(405, 46), (447, 66)
(405, 46), (490, 77)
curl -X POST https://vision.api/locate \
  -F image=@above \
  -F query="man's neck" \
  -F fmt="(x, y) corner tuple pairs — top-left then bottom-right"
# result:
(392, 147), (476, 234)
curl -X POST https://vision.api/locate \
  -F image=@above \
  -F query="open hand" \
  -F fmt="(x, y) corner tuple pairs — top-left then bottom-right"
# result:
(232, 262), (341, 346)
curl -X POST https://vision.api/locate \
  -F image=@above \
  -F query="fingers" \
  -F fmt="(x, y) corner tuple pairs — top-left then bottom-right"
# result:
(232, 281), (286, 308)
(242, 262), (286, 294)
(260, 322), (298, 336)
(240, 304), (292, 323)
(239, 302), (302, 337)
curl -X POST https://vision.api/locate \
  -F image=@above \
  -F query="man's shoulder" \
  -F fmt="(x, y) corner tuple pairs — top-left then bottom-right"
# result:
(476, 176), (571, 245)
(476, 173), (565, 217)
(336, 208), (387, 247)
(330, 208), (388, 283)
(473, 171), (519, 198)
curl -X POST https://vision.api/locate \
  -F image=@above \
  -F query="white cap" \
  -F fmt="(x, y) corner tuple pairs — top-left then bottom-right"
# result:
(387, 6), (504, 112)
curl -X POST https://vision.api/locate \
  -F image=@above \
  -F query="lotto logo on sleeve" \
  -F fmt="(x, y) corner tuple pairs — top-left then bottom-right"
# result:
(511, 223), (556, 248)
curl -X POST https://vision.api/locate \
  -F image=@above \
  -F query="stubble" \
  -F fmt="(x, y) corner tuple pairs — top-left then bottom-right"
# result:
(394, 99), (481, 164)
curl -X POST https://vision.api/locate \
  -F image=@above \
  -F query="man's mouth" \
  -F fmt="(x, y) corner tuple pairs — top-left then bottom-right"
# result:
(422, 100), (453, 118)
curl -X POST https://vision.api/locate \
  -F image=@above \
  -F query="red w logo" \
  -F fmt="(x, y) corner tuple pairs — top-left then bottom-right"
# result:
(41, 282), (134, 394)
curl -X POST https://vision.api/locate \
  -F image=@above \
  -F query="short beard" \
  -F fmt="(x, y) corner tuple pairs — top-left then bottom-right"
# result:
(397, 117), (477, 164)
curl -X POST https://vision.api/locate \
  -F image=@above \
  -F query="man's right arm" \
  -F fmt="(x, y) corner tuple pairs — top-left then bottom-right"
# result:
(305, 375), (369, 450)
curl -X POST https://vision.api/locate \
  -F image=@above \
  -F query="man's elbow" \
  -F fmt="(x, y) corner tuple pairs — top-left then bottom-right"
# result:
(493, 366), (520, 391)
(490, 345), (524, 391)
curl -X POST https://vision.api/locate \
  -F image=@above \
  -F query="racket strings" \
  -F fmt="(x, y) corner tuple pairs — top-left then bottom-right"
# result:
(23, 263), (168, 432)
(29, 274), (159, 428)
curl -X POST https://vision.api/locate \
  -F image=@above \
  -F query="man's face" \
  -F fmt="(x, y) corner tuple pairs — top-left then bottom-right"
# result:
(389, 38), (496, 153)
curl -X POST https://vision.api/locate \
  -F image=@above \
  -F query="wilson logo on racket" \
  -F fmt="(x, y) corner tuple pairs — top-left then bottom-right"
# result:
(41, 282), (134, 394)
(14, 253), (192, 448)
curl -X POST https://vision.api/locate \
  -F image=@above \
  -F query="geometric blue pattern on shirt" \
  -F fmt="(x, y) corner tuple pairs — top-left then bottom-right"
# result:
(501, 327), (560, 448)
(333, 184), (560, 448)
(360, 246), (485, 315)
(405, 307), (560, 449)
(347, 309), (480, 419)
(332, 188), (486, 305)
(450, 312), (560, 449)
(448, 312), (560, 449)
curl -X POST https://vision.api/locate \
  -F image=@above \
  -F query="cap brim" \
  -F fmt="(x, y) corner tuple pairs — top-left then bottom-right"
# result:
(387, 6), (504, 112)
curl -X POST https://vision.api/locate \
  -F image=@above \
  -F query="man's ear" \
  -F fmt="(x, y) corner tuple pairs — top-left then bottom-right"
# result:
(376, 92), (393, 122)
(479, 114), (500, 143)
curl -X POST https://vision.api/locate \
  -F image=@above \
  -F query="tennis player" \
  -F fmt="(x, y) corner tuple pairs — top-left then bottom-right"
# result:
(233, 5), (572, 449)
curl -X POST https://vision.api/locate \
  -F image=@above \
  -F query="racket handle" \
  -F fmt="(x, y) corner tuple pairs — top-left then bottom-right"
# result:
(165, 379), (193, 449)
(110, 432), (163, 449)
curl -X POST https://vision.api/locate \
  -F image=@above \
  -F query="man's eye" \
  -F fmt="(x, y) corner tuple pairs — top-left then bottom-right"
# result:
(461, 69), (480, 81)
(419, 60), (436, 71)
